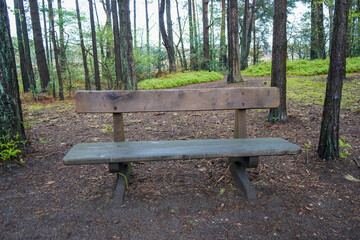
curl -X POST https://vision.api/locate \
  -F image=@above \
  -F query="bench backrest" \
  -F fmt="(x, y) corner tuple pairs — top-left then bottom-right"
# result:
(75, 88), (279, 141)
(75, 88), (279, 113)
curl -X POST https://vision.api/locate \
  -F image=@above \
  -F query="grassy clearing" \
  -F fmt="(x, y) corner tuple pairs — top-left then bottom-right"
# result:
(242, 57), (360, 77)
(138, 71), (223, 90)
(287, 75), (360, 112)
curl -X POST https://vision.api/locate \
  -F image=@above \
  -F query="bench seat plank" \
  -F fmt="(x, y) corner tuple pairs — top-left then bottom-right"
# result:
(63, 138), (301, 165)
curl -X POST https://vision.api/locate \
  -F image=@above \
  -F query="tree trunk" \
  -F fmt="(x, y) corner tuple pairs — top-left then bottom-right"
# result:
(18, 0), (36, 91)
(267, 0), (287, 123)
(42, 0), (49, 64)
(192, 0), (199, 54)
(145, 0), (150, 55)
(188, 0), (196, 70)
(14, 0), (30, 92)
(133, 0), (137, 49)
(75, 0), (91, 90)
(57, 0), (66, 75)
(310, 0), (326, 60)
(219, 0), (226, 67)
(0, 0), (25, 140)
(175, 0), (187, 70)
(29, 0), (50, 91)
(111, 0), (123, 89)
(240, 0), (249, 70)
(89, 0), (101, 90)
(227, 0), (241, 83)
(49, 0), (64, 100)
(202, 0), (210, 70)
(159, 0), (176, 73)
(318, 0), (350, 160)
(119, 0), (137, 89)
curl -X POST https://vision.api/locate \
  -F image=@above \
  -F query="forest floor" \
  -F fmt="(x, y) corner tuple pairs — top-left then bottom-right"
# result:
(1, 75), (360, 240)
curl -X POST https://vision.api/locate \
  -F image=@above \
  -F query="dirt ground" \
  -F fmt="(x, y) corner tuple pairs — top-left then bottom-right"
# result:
(1, 77), (359, 240)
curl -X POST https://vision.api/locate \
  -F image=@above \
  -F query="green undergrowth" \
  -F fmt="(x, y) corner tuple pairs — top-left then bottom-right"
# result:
(242, 57), (360, 77)
(287, 75), (360, 112)
(138, 71), (223, 90)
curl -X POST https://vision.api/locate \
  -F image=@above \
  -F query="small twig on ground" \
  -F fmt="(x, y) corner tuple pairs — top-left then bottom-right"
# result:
(213, 164), (232, 188)
(41, 152), (63, 161)
(354, 157), (360, 168)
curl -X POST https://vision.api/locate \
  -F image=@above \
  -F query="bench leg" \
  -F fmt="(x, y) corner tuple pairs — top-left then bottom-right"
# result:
(229, 157), (257, 202)
(109, 163), (131, 206)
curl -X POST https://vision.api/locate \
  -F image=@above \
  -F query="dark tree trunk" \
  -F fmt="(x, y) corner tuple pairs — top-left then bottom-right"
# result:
(175, 0), (187, 70)
(89, 0), (101, 90)
(0, 0), (25, 140)
(192, 0), (199, 53)
(57, 0), (66, 74)
(111, 0), (123, 89)
(227, 0), (241, 83)
(219, 0), (226, 67)
(188, 0), (197, 70)
(145, 0), (150, 55)
(29, 0), (50, 91)
(166, 0), (176, 71)
(119, 0), (137, 89)
(75, 0), (91, 90)
(18, 0), (36, 91)
(202, 0), (209, 70)
(310, 0), (326, 60)
(133, 0), (137, 49)
(42, 0), (49, 64)
(159, 0), (176, 73)
(240, 0), (249, 70)
(14, 0), (30, 92)
(267, 0), (287, 123)
(318, 0), (350, 160)
(49, 0), (64, 100)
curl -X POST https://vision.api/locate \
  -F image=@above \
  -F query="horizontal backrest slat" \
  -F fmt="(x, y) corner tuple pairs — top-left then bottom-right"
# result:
(75, 88), (279, 113)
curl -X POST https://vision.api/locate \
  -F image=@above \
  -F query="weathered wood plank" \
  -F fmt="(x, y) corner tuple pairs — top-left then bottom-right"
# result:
(75, 88), (280, 113)
(63, 138), (301, 165)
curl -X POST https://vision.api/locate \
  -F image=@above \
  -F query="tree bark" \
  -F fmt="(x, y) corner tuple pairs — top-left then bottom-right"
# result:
(240, 0), (249, 70)
(14, 0), (30, 92)
(75, 0), (91, 90)
(202, 0), (210, 70)
(188, 0), (197, 70)
(267, 0), (287, 123)
(227, 0), (241, 83)
(159, 0), (176, 73)
(310, 0), (326, 60)
(175, 0), (187, 70)
(318, 0), (350, 160)
(111, 0), (123, 89)
(145, 0), (150, 55)
(29, 0), (50, 91)
(42, 0), (49, 64)
(89, 0), (101, 90)
(119, 0), (137, 89)
(0, 0), (25, 140)
(133, 0), (137, 49)
(57, 0), (66, 74)
(219, 0), (226, 67)
(18, 0), (36, 91)
(49, 0), (64, 100)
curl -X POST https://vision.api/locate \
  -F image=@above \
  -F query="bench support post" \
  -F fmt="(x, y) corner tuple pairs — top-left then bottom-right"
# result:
(111, 113), (131, 205)
(230, 161), (257, 201)
(230, 109), (257, 201)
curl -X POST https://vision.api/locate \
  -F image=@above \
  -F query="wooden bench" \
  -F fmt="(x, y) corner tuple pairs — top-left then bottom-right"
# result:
(63, 88), (301, 204)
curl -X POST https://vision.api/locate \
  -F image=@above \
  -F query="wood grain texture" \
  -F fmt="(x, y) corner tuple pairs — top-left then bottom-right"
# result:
(75, 88), (280, 113)
(63, 138), (302, 165)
